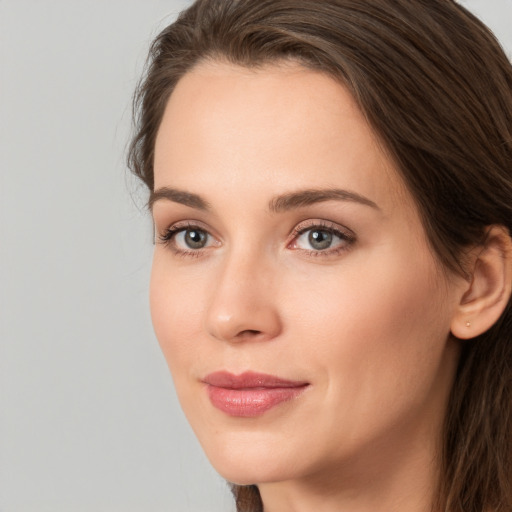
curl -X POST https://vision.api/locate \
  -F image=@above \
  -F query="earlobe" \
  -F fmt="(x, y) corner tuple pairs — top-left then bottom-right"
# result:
(450, 225), (512, 340)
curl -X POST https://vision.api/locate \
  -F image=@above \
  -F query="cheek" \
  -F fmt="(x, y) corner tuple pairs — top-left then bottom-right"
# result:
(283, 246), (453, 415)
(149, 254), (208, 376)
(289, 249), (446, 335)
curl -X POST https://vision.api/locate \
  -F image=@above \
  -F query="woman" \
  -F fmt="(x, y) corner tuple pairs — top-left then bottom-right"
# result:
(128, 1), (512, 511)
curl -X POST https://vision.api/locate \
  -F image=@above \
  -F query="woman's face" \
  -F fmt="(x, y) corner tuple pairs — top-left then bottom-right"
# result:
(150, 62), (463, 486)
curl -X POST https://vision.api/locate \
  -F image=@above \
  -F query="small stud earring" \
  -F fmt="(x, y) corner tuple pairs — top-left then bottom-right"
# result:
(466, 321), (471, 328)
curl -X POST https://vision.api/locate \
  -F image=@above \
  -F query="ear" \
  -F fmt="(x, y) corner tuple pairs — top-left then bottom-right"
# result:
(451, 225), (512, 340)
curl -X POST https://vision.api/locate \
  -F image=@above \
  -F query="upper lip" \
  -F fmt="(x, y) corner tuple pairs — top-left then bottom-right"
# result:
(202, 371), (309, 389)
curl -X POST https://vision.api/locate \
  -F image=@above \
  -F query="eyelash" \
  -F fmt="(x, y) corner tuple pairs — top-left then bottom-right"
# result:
(157, 220), (356, 258)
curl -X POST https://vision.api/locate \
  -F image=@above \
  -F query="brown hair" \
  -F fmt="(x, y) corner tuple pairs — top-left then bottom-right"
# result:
(128, 1), (512, 510)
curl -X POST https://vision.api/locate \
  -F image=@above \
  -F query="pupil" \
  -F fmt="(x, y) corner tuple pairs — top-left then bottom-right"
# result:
(185, 229), (206, 249)
(309, 230), (332, 250)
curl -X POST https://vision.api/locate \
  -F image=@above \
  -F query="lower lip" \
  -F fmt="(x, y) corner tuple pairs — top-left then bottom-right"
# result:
(206, 385), (308, 417)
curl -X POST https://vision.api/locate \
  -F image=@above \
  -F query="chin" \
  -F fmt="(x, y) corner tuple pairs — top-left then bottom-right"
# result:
(198, 431), (300, 485)
(213, 462), (288, 487)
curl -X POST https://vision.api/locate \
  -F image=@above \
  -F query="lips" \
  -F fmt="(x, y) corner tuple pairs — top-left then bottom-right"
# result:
(202, 371), (309, 417)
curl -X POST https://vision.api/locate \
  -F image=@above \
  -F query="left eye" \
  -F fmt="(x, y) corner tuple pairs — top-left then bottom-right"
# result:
(293, 226), (350, 251)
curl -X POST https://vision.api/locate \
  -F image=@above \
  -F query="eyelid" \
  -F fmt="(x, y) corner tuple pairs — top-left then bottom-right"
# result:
(156, 218), (212, 238)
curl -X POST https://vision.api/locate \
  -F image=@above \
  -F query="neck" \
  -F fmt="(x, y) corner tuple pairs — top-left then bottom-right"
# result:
(258, 425), (441, 512)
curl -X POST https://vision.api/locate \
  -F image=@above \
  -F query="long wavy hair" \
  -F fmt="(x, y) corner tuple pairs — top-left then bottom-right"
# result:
(128, 1), (512, 510)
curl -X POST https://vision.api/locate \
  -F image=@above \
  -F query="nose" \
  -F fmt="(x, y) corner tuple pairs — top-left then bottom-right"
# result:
(204, 250), (282, 343)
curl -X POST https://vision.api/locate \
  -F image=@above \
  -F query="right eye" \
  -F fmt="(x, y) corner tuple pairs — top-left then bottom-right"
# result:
(174, 228), (210, 249)
(158, 224), (217, 254)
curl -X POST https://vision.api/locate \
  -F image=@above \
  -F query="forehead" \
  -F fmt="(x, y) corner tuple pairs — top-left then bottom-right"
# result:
(154, 60), (410, 212)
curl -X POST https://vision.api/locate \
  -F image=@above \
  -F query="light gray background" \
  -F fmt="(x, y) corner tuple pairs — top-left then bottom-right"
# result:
(1, 1), (511, 511)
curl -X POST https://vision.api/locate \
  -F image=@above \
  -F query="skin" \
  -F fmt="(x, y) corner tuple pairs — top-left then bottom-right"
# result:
(150, 61), (467, 512)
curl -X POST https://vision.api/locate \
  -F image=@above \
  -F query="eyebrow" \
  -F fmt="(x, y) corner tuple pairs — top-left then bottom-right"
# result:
(269, 188), (379, 212)
(149, 186), (379, 212)
(149, 187), (211, 211)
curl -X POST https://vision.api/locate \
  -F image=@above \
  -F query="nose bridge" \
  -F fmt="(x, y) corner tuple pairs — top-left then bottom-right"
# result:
(205, 243), (281, 343)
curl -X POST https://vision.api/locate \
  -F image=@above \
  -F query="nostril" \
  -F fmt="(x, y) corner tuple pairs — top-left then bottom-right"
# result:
(237, 329), (262, 338)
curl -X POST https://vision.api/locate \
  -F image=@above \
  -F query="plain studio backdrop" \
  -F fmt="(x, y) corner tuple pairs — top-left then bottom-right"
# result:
(0, 1), (511, 511)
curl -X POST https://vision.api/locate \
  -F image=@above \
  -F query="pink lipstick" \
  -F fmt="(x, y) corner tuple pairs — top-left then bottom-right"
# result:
(203, 371), (309, 417)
